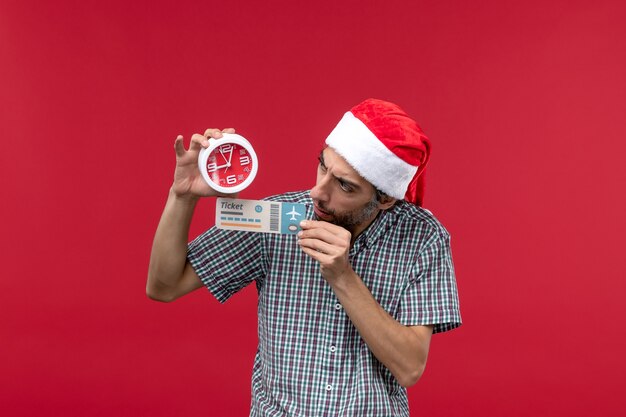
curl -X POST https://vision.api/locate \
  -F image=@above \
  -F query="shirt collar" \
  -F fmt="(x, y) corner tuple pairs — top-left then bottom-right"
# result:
(351, 202), (400, 254)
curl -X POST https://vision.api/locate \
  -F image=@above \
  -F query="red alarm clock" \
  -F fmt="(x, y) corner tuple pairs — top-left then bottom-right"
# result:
(198, 133), (259, 193)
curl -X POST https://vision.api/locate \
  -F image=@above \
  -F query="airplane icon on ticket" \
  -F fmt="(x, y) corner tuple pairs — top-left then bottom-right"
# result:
(286, 206), (302, 221)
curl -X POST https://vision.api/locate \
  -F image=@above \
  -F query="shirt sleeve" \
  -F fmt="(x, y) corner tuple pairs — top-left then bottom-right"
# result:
(397, 230), (462, 334)
(187, 226), (266, 303)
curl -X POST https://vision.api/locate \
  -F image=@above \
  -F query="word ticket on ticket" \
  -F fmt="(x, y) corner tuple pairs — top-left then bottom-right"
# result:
(216, 198), (307, 234)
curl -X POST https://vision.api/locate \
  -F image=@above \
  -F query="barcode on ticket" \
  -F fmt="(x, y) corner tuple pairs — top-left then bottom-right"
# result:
(269, 203), (280, 232)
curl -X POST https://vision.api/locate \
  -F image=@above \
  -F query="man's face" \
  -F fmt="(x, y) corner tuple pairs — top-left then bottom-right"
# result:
(309, 147), (382, 235)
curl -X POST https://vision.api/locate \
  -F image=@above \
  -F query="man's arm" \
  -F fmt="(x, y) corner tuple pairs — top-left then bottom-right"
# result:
(146, 129), (235, 302)
(146, 190), (204, 302)
(323, 268), (433, 387)
(297, 220), (432, 387)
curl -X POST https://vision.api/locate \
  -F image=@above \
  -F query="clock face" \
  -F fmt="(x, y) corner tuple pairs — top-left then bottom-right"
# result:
(198, 134), (258, 193)
(206, 143), (254, 187)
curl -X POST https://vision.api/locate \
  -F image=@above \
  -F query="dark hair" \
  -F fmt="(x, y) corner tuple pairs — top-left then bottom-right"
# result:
(375, 188), (389, 203)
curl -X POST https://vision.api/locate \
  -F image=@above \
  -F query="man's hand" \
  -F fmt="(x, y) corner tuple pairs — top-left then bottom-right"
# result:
(297, 220), (353, 282)
(171, 128), (236, 199)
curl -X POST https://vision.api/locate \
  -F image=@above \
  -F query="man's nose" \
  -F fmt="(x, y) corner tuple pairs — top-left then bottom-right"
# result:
(310, 175), (331, 202)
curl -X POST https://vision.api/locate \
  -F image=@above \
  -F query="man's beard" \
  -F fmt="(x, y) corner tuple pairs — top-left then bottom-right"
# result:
(316, 195), (379, 231)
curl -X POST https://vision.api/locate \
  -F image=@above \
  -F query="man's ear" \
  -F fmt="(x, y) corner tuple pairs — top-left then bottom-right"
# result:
(377, 194), (397, 211)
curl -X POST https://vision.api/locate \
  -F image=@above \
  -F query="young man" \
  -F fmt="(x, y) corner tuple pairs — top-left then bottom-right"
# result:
(147, 98), (461, 416)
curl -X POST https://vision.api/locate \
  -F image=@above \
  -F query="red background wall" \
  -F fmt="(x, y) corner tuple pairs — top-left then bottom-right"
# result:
(2, 1), (625, 416)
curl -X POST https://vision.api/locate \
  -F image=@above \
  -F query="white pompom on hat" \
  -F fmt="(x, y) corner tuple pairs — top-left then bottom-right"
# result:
(325, 98), (431, 205)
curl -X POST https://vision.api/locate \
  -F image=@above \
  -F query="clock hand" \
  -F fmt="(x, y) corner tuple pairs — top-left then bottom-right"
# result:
(227, 148), (234, 165)
(219, 148), (229, 164)
(224, 148), (234, 173)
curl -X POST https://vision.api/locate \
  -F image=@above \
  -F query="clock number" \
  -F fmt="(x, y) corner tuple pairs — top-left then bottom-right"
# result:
(226, 175), (237, 185)
(240, 155), (251, 166)
(220, 144), (233, 153)
(207, 162), (218, 172)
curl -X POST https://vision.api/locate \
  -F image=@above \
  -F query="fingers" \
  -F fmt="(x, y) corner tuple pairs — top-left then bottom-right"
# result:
(204, 128), (221, 138)
(203, 128), (235, 138)
(300, 220), (346, 233)
(299, 244), (332, 263)
(298, 225), (352, 282)
(297, 220), (351, 261)
(297, 236), (339, 255)
(174, 135), (185, 158)
(298, 220), (351, 246)
(297, 231), (347, 251)
(189, 133), (209, 152)
(173, 133), (208, 156)
(174, 128), (237, 157)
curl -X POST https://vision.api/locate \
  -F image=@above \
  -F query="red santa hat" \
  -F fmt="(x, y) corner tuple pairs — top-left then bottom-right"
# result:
(325, 98), (431, 206)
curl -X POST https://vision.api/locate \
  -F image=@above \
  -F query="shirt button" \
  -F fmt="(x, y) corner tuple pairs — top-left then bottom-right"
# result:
(330, 345), (336, 353)
(326, 384), (333, 391)
(334, 303), (342, 310)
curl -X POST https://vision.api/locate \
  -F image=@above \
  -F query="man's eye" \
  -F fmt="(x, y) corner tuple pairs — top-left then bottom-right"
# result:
(339, 181), (352, 192)
(319, 162), (327, 172)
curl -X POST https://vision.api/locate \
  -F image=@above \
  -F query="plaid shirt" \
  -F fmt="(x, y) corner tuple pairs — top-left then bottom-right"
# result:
(188, 191), (461, 416)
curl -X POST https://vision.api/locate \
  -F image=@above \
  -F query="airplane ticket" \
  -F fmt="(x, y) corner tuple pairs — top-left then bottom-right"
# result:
(215, 198), (307, 235)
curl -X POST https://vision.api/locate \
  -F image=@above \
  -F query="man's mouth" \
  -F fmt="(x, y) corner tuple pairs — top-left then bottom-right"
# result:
(313, 204), (332, 220)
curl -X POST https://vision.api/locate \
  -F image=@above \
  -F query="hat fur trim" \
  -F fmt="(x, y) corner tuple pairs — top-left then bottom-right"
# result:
(325, 111), (418, 199)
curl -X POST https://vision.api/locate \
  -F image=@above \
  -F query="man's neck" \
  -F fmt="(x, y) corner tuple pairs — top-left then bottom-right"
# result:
(349, 209), (382, 246)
